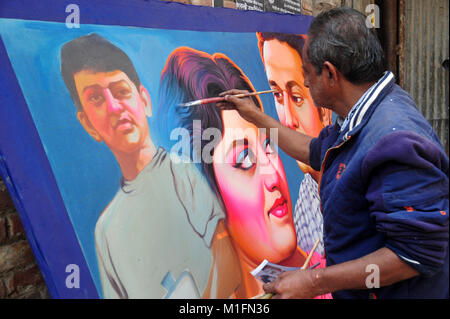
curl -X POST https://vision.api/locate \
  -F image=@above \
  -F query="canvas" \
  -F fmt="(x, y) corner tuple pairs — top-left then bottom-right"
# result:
(0, 0), (330, 299)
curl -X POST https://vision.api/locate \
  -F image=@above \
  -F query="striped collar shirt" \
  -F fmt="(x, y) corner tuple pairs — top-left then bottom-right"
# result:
(338, 71), (395, 138)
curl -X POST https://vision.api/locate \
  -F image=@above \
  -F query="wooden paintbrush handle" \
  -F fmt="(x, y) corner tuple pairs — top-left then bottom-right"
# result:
(233, 89), (275, 98)
(301, 238), (321, 270)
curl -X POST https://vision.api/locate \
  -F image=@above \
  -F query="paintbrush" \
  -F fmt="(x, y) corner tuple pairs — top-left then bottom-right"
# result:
(301, 238), (321, 270)
(178, 89), (276, 107)
(254, 238), (321, 299)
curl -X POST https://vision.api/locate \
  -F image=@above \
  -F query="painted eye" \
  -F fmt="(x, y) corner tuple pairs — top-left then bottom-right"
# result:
(120, 90), (130, 97)
(113, 87), (132, 99)
(120, 88), (132, 98)
(241, 154), (254, 170)
(263, 138), (276, 155)
(234, 148), (255, 171)
(291, 95), (304, 105)
(88, 93), (104, 105)
(273, 91), (283, 102)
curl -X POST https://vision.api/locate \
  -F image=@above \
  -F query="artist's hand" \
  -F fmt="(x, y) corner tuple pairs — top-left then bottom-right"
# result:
(263, 269), (320, 299)
(217, 89), (262, 123)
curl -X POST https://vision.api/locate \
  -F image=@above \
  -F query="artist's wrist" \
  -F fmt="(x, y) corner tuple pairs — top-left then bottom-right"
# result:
(240, 108), (262, 129)
(247, 105), (264, 122)
(251, 108), (276, 131)
(310, 267), (332, 297)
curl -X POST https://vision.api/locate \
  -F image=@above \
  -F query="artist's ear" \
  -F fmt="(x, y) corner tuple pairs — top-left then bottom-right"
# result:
(77, 111), (102, 142)
(320, 108), (333, 126)
(139, 85), (152, 117)
(323, 61), (339, 87)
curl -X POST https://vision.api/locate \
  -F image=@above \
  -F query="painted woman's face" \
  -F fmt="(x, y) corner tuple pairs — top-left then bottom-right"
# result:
(213, 110), (297, 265)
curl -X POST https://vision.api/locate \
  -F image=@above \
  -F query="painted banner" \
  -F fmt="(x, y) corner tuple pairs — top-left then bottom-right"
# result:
(0, 0), (329, 299)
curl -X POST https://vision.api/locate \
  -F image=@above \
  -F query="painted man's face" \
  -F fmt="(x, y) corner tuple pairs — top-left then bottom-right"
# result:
(263, 39), (331, 175)
(213, 110), (297, 265)
(263, 39), (324, 138)
(74, 70), (151, 154)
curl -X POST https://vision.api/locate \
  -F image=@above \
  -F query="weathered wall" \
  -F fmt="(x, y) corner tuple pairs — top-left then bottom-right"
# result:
(400, 0), (449, 154)
(167, 0), (373, 15)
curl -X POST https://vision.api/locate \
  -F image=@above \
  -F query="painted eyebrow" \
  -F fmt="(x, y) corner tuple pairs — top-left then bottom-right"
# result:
(82, 80), (129, 93)
(286, 81), (307, 96)
(268, 80), (280, 88)
(286, 81), (302, 90)
(269, 80), (304, 94)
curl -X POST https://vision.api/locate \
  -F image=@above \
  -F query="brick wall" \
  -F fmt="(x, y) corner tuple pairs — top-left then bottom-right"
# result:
(0, 177), (49, 299)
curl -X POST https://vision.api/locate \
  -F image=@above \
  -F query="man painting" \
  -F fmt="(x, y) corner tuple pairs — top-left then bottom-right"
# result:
(219, 8), (448, 298)
(60, 34), (224, 298)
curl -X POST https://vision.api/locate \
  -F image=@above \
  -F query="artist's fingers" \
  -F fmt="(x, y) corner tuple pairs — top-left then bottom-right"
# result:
(223, 94), (239, 105)
(263, 280), (278, 295)
(216, 101), (236, 110)
(224, 94), (252, 107)
(219, 89), (249, 97)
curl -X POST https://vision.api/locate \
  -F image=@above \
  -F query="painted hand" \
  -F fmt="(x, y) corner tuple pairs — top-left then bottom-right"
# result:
(263, 269), (320, 299)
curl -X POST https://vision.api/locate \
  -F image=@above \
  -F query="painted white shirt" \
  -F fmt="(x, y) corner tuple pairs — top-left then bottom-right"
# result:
(95, 148), (224, 298)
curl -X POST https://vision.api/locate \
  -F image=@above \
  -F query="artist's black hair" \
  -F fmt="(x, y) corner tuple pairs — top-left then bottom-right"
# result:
(60, 33), (141, 110)
(306, 7), (387, 84)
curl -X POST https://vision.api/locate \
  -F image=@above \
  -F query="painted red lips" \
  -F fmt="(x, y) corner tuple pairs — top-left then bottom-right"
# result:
(268, 196), (288, 218)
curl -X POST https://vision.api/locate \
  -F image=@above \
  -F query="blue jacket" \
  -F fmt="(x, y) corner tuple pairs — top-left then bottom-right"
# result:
(310, 72), (449, 299)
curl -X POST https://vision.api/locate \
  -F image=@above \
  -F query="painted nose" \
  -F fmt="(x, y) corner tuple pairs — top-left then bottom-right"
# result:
(104, 89), (124, 114)
(284, 95), (299, 130)
(261, 152), (280, 192)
